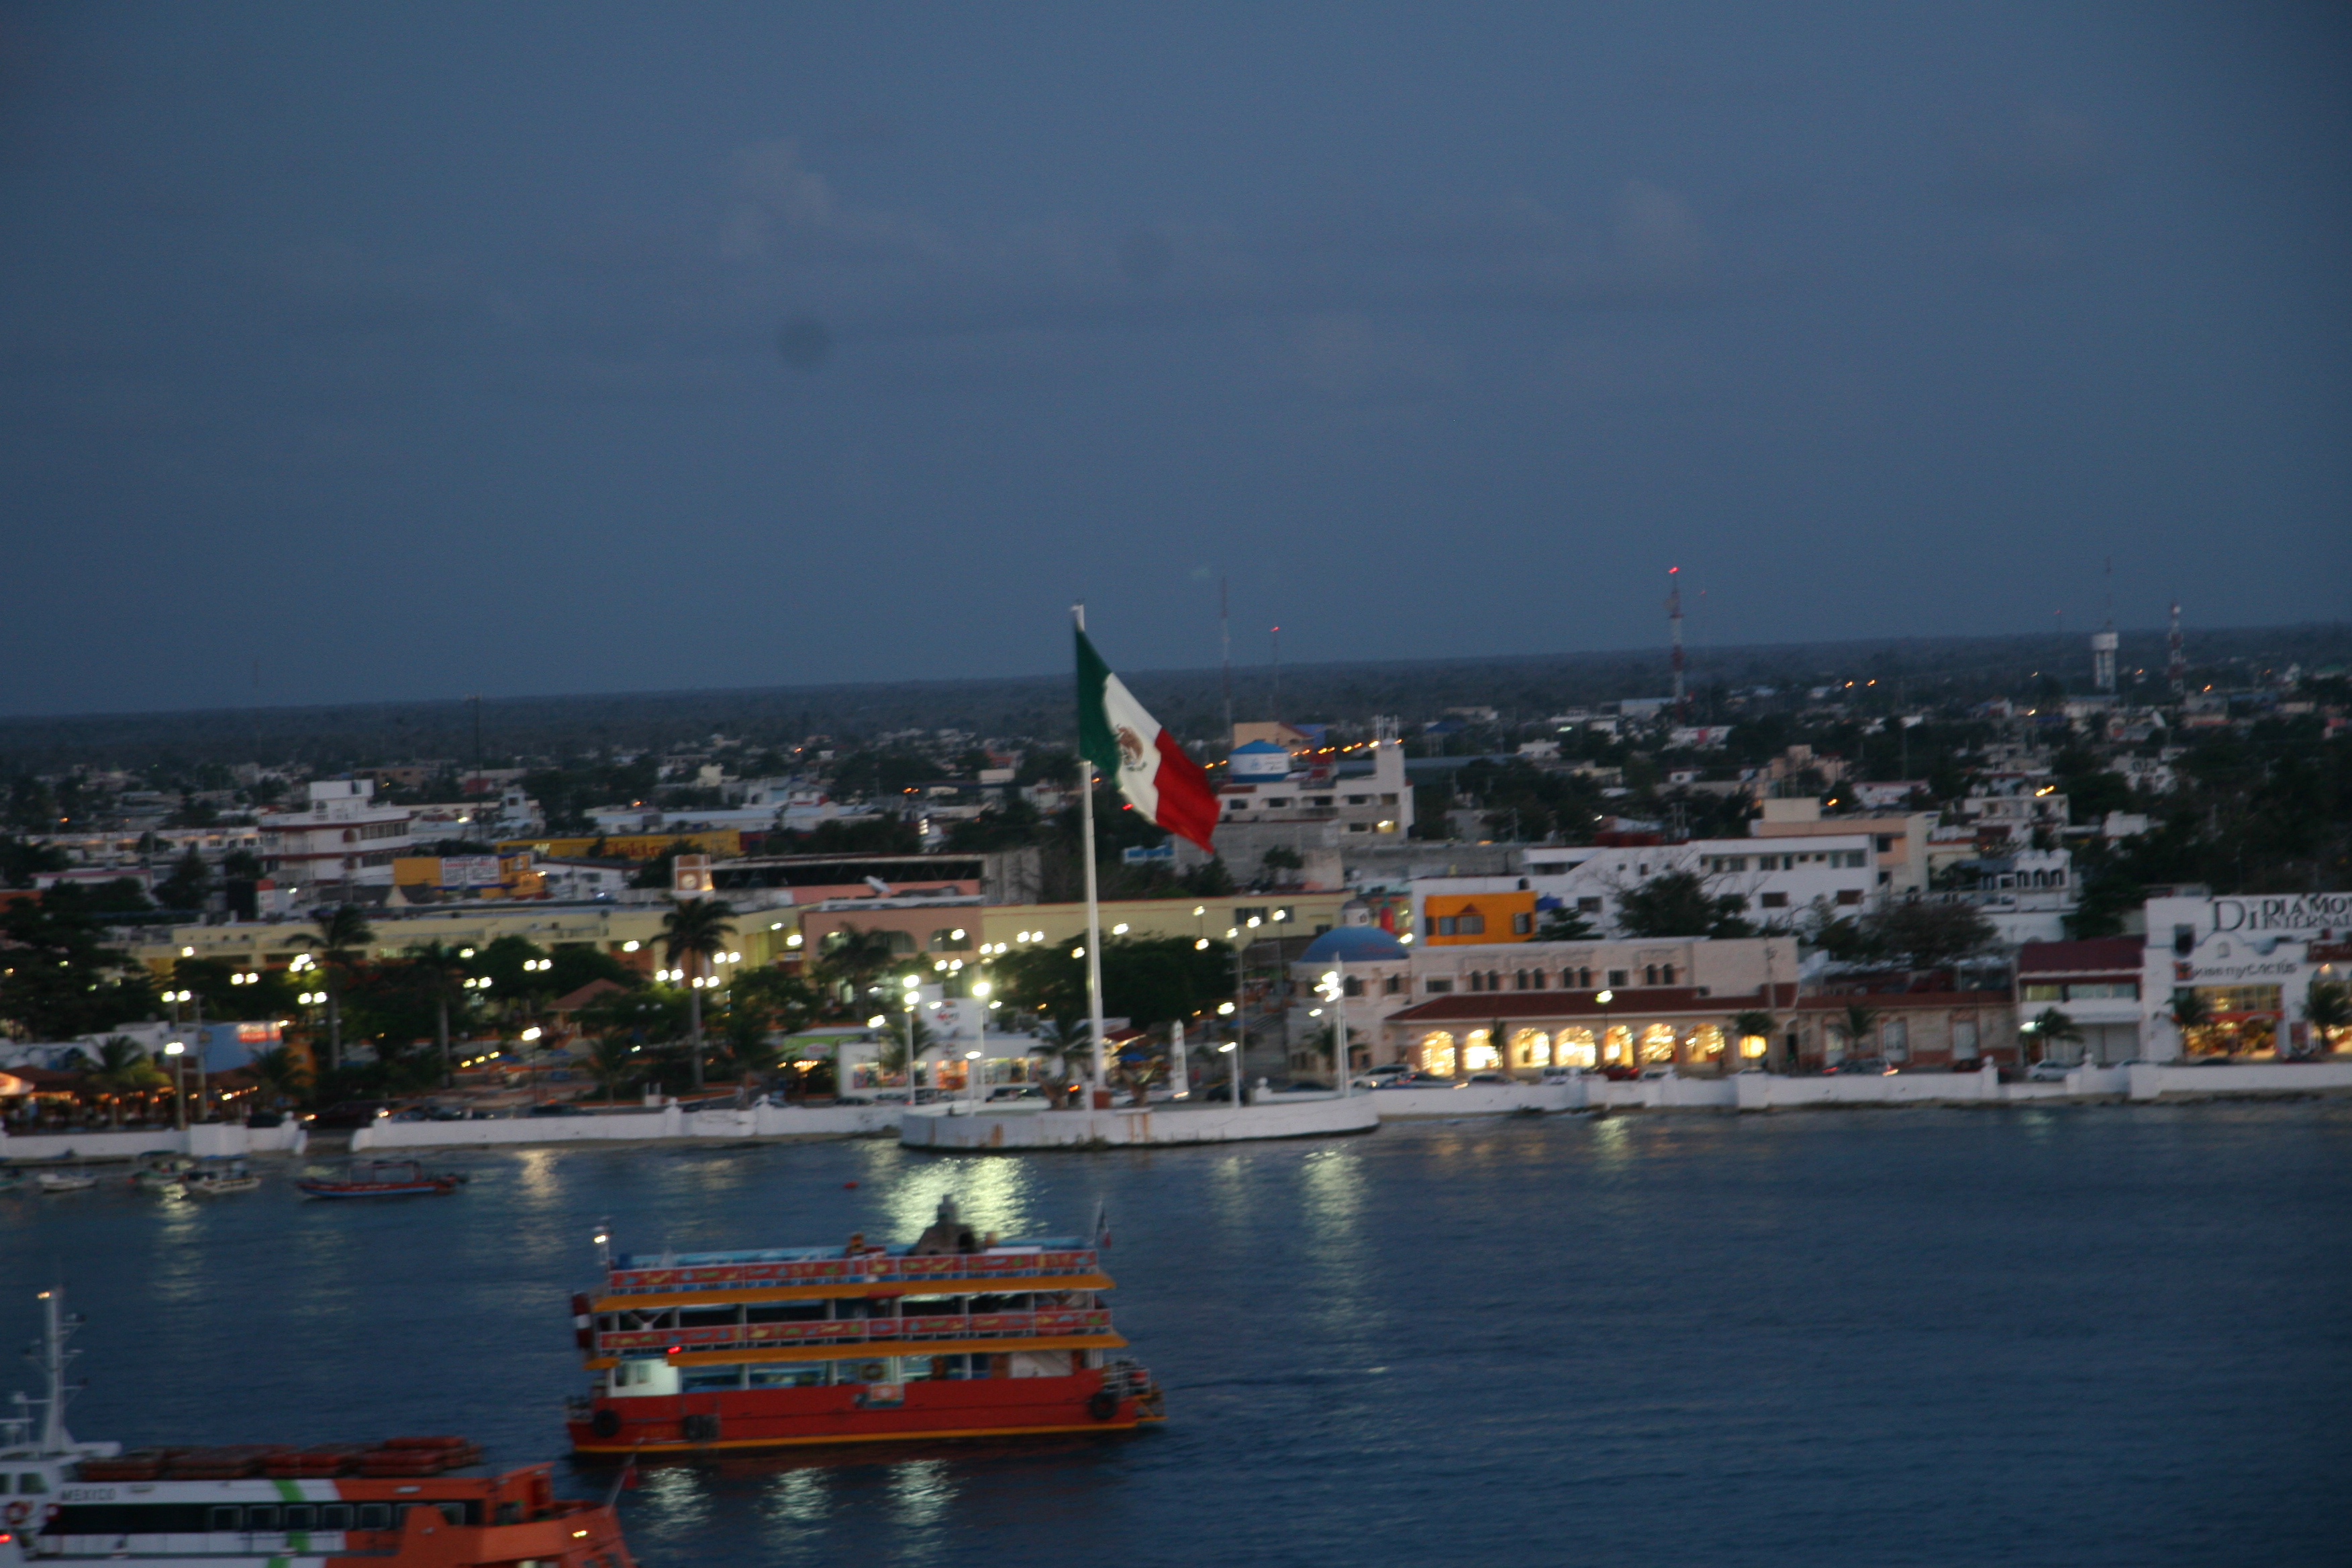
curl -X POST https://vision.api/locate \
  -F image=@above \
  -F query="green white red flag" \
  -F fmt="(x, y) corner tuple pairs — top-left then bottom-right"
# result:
(1076, 628), (1222, 851)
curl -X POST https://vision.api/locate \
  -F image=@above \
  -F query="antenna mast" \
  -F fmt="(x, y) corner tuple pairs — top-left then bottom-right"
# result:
(1667, 567), (1686, 722)
(2167, 600), (2186, 698)
(1219, 575), (1233, 744)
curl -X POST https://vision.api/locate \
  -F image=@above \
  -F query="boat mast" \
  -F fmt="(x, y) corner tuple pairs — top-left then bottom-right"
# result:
(23, 1286), (81, 1454)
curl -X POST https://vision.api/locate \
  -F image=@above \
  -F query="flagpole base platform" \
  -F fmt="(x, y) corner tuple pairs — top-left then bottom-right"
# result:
(899, 1096), (1380, 1151)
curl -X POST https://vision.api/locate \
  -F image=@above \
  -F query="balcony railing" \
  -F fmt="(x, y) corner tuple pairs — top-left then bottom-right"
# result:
(596, 1308), (1112, 1355)
(605, 1250), (1099, 1296)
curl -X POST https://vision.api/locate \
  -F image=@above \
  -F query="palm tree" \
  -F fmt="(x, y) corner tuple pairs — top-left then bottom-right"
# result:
(2302, 979), (2351, 1057)
(248, 1044), (312, 1110)
(814, 924), (901, 1008)
(1837, 1001), (1882, 1064)
(2024, 1006), (2084, 1065)
(584, 1035), (644, 1105)
(312, 905), (375, 1073)
(1027, 1017), (1088, 1107)
(85, 1036), (166, 1126)
(660, 897), (737, 1091)
(2169, 989), (2214, 1057)
(405, 942), (473, 1087)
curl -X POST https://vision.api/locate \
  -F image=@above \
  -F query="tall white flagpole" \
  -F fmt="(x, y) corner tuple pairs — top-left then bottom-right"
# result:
(1075, 603), (1109, 1104)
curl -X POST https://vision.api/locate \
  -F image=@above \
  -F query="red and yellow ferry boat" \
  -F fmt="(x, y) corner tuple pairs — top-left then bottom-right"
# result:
(565, 1199), (1164, 1456)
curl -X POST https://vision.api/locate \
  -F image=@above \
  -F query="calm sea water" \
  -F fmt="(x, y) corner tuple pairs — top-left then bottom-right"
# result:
(3, 1104), (2348, 1567)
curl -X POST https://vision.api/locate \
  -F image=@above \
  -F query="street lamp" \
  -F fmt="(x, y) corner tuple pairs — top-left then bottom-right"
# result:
(1596, 989), (1616, 1070)
(163, 1040), (187, 1131)
(1219, 1039), (1242, 1108)
(965, 1048), (983, 1112)
(1315, 969), (1352, 1097)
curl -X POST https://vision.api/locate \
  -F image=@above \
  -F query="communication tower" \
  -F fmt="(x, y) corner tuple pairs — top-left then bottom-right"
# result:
(2167, 601), (2186, 697)
(1667, 567), (1685, 722)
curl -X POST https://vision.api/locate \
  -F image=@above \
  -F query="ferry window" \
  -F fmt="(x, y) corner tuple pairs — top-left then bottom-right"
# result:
(16, 1473), (43, 1492)
(436, 1504), (471, 1526)
(684, 1365), (746, 1391)
(211, 1506), (241, 1530)
(321, 1504), (352, 1530)
(679, 1306), (740, 1328)
(247, 1506), (281, 1530)
(746, 1302), (826, 1323)
(285, 1505), (317, 1530)
(750, 1365), (827, 1388)
(358, 1504), (391, 1530)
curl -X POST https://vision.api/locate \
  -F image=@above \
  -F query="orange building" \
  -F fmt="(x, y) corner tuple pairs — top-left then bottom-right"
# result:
(1420, 887), (1536, 944)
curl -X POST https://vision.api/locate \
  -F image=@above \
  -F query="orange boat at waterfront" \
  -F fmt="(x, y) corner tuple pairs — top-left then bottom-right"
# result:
(565, 1199), (1164, 1456)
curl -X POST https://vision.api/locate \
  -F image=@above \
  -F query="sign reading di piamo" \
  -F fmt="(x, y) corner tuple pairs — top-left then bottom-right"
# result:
(2208, 894), (2352, 934)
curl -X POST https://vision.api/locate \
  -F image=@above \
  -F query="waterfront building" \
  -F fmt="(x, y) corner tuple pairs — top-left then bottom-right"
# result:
(2141, 892), (2352, 1060)
(2015, 938), (2145, 1063)
(256, 779), (413, 897)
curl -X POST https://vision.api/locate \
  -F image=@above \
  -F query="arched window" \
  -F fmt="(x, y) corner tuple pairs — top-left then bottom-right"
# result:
(1640, 1023), (1676, 1063)
(1510, 1028), (1551, 1068)
(1689, 1024), (1724, 1060)
(1555, 1026), (1597, 1069)
(1644, 964), (1660, 985)
(1602, 1024), (1632, 1064)
(1463, 1028), (1500, 1073)
(1418, 1032), (1456, 1077)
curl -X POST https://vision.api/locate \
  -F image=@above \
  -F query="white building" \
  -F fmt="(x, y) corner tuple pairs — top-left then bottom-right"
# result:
(256, 779), (413, 895)
(2139, 893), (2352, 1061)
(1414, 832), (1881, 940)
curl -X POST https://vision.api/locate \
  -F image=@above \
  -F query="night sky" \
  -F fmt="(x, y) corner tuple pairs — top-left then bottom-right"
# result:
(2, 3), (2346, 716)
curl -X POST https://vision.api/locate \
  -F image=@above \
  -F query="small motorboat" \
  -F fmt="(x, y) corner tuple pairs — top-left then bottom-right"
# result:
(36, 1170), (99, 1193)
(133, 1153), (199, 1189)
(297, 1159), (467, 1199)
(182, 1161), (261, 1195)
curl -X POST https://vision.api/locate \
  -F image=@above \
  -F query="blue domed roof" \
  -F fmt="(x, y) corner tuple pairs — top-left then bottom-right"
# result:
(1300, 926), (1408, 963)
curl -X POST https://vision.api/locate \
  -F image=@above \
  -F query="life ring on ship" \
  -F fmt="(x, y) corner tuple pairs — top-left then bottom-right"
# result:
(1087, 1389), (1120, 1422)
(2, 1500), (30, 1526)
(590, 1408), (622, 1440)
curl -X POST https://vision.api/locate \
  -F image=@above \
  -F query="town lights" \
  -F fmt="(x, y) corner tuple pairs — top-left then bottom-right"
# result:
(1195, 938), (1210, 950)
(181, 946), (195, 957)
(1071, 946), (1086, 959)
(459, 948), (475, 959)
(1218, 1001), (1236, 1016)
(1245, 916), (1261, 930)
(622, 940), (640, 952)
(1112, 923), (1130, 935)
(521, 1026), (542, 1042)
(972, 981), (991, 999)
(867, 1015), (886, 1028)
(785, 933), (803, 948)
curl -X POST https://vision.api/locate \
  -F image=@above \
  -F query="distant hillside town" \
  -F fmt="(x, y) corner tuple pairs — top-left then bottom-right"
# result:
(2, 617), (2347, 1128)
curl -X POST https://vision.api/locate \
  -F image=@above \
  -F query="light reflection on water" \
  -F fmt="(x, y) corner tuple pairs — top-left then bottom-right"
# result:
(2, 1105), (2347, 1568)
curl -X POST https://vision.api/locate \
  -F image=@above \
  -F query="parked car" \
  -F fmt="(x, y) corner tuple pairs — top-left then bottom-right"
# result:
(987, 1085), (1046, 1102)
(1538, 1067), (1591, 1084)
(311, 1100), (394, 1130)
(1465, 1071), (1513, 1084)
(2026, 1059), (2075, 1082)
(1375, 1071), (1458, 1089)
(1825, 1058), (1893, 1076)
(1599, 1065), (1643, 1081)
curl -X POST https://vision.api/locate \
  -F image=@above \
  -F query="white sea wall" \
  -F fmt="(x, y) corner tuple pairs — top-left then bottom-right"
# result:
(349, 1101), (898, 1151)
(2126, 1060), (2352, 1101)
(1, 1120), (307, 1161)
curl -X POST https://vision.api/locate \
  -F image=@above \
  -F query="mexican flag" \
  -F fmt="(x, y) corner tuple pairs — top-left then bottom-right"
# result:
(1076, 628), (1222, 851)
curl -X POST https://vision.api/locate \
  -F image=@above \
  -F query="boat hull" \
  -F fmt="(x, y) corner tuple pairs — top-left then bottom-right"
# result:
(568, 1371), (1157, 1455)
(297, 1181), (457, 1199)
